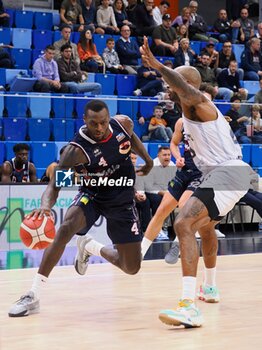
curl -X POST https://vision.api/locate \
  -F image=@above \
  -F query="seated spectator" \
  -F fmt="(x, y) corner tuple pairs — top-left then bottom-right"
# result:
(176, 24), (189, 41)
(126, 0), (138, 30)
(113, 0), (133, 29)
(0, 0), (10, 27)
(254, 79), (262, 104)
(255, 21), (262, 42)
(0, 45), (14, 68)
(173, 38), (195, 68)
(102, 37), (129, 74)
(195, 52), (233, 101)
(77, 28), (105, 73)
(172, 6), (191, 29)
(115, 25), (141, 74)
(148, 105), (173, 142)
(133, 0), (156, 37)
(134, 59), (163, 97)
(60, 0), (85, 32)
(1, 143), (37, 183)
(41, 146), (67, 183)
(80, 0), (105, 34)
(188, 1), (218, 43)
(213, 8), (238, 43)
(217, 41), (244, 80)
(96, 0), (120, 35)
(54, 24), (80, 64)
(151, 14), (178, 57)
(57, 43), (102, 94)
(240, 189), (262, 218)
(200, 40), (219, 69)
(241, 38), (262, 81)
(152, 1), (170, 26)
(33, 45), (70, 93)
(237, 7), (254, 44)
(162, 99), (181, 131)
(246, 104), (262, 143)
(224, 95), (251, 144)
(217, 60), (247, 100)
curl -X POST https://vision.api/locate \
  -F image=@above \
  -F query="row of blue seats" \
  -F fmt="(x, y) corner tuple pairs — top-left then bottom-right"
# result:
(0, 141), (262, 179)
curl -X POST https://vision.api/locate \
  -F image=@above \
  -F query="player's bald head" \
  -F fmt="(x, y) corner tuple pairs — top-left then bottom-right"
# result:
(174, 66), (202, 89)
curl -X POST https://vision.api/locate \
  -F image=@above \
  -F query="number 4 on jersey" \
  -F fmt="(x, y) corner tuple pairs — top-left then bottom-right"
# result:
(98, 157), (108, 167)
(131, 222), (139, 235)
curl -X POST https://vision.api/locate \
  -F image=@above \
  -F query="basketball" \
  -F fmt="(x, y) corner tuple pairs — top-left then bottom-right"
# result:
(20, 216), (56, 250)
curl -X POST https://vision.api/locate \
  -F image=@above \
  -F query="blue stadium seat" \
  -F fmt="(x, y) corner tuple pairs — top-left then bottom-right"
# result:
(133, 120), (149, 139)
(32, 30), (53, 49)
(215, 101), (230, 115)
(52, 13), (60, 28)
(147, 143), (171, 159)
(11, 48), (31, 69)
(86, 72), (95, 83)
(3, 69), (28, 85)
(95, 74), (116, 95)
(10, 77), (37, 92)
(36, 167), (46, 179)
(72, 31), (80, 44)
(52, 119), (75, 141)
(32, 49), (45, 65)
(0, 141), (4, 164)
(75, 119), (84, 130)
(52, 94), (75, 119)
(100, 96), (117, 116)
(93, 34), (110, 54)
(0, 27), (11, 45)
(243, 81), (260, 96)
(6, 8), (15, 27)
(0, 92), (4, 117)
(156, 56), (175, 65)
(3, 118), (27, 141)
(5, 141), (32, 160)
(240, 144), (251, 164)
(34, 12), (53, 30)
(139, 98), (158, 119)
(116, 75), (137, 96)
(75, 96), (93, 118)
(189, 41), (201, 55)
(118, 97), (139, 120)
(232, 44), (245, 65)
(28, 93), (51, 118)
(53, 30), (61, 42)
(12, 28), (32, 49)
(4, 94), (28, 117)
(31, 142), (57, 168)
(15, 10), (34, 29)
(28, 119), (51, 141)
(251, 144), (262, 167)
(56, 141), (68, 159)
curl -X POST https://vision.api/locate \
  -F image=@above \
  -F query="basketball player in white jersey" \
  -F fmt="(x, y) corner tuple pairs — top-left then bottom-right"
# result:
(140, 37), (252, 328)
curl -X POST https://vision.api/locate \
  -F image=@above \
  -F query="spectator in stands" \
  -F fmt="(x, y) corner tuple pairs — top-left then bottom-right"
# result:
(133, 0), (156, 36)
(226, 0), (245, 20)
(134, 58), (163, 97)
(148, 105), (173, 142)
(113, 0), (133, 29)
(162, 99), (181, 131)
(173, 38), (195, 68)
(0, 0), (10, 27)
(188, 1), (218, 43)
(176, 24), (189, 41)
(33, 45), (70, 93)
(96, 0), (120, 35)
(54, 24), (80, 64)
(224, 95), (251, 143)
(41, 146), (67, 183)
(80, 0), (105, 34)
(115, 25), (141, 74)
(57, 43), (102, 94)
(151, 14), (178, 57)
(237, 7), (254, 44)
(77, 28), (105, 73)
(200, 40), (219, 69)
(126, 0), (138, 31)
(241, 189), (262, 218)
(213, 8), (238, 43)
(254, 79), (262, 104)
(102, 37), (129, 74)
(152, 1), (170, 26)
(0, 45), (13, 68)
(195, 52), (233, 101)
(247, 104), (262, 143)
(255, 21), (262, 42)
(217, 40), (244, 80)
(217, 60), (247, 100)
(241, 38), (262, 81)
(60, 0), (85, 32)
(1, 143), (37, 183)
(172, 7), (191, 29)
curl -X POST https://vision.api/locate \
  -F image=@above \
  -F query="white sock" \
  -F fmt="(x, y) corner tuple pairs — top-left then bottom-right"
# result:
(204, 267), (216, 287)
(141, 237), (153, 258)
(181, 276), (196, 301)
(85, 239), (104, 257)
(30, 273), (48, 299)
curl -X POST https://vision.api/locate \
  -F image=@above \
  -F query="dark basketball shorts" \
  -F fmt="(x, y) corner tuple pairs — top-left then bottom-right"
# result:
(168, 168), (203, 201)
(70, 189), (142, 244)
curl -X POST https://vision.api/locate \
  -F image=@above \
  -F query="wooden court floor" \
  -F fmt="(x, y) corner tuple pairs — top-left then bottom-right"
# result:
(1, 254), (262, 350)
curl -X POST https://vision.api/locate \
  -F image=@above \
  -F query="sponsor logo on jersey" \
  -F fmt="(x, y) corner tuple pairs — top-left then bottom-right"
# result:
(116, 132), (125, 142)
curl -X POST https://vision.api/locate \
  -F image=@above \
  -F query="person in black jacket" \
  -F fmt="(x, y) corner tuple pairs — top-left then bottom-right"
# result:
(241, 38), (262, 81)
(133, 0), (156, 36)
(0, 0), (10, 27)
(173, 38), (195, 68)
(213, 8), (238, 43)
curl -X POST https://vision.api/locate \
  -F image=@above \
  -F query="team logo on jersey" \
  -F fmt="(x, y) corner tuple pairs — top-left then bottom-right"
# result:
(116, 132), (125, 142)
(119, 141), (131, 154)
(93, 147), (102, 157)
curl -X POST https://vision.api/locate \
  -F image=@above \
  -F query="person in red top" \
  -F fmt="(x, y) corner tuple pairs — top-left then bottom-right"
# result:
(148, 105), (173, 142)
(77, 28), (104, 72)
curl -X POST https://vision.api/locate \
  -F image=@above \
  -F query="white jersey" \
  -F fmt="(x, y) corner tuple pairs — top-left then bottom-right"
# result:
(182, 106), (242, 172)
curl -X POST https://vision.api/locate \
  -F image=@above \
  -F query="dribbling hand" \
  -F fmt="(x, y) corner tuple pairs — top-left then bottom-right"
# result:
(26, 208), (54, 221)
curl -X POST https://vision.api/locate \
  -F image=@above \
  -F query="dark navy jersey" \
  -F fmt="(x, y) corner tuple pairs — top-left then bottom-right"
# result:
(182, 127), (200, 172)
(70, 118), (135, 199)
(7, 158), (30, 182)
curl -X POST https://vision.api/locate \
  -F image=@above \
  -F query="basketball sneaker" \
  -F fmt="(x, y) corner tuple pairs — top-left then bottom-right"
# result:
(8, 291), (39, 317)
(197, 284), (220, 303)
(74, 235), (93, 275)
(164, 241), (180, 264)
(215, 229), (225, 238)
(159, 299), (203, 328)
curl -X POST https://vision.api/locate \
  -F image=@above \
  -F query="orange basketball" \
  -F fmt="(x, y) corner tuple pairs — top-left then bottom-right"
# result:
(20, 216), (56, 250)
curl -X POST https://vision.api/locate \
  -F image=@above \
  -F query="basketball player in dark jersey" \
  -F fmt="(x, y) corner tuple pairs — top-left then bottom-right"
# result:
(1, 143), (37, 183)
(9, 100), (153, 317)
